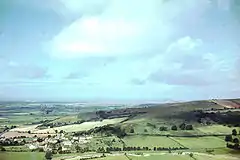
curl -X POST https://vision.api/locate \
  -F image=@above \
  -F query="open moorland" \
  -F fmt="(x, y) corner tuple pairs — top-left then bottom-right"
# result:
(0, 99), (240, 160)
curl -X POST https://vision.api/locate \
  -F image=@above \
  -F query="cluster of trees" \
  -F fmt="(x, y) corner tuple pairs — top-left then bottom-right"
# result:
(75, 146), (90, 153)
(0, 138), (26, 146)
(45, 150), (52, 160)
(1, 125), (16, 133)
(74, 125), (127, 138)
(38, 120), (85, 129)
(225, 129), (240, 150)
(97, 146), (189, 153)
(96, 109), (144, 119)
(123, 146), (150, 151)
(153, 146), (188, 151)
(159, 126), (168, 131)
(0, 146), (6, 151)
(159, 123), (193, 131)
(179, 123), (193, 130)
(195, 110), (240, 126)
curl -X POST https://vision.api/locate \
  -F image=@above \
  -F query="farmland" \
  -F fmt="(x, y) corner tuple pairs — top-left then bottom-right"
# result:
(123, 135), (182, 148)
(172, 136), (226, 149)
(1, 99), (240, 160)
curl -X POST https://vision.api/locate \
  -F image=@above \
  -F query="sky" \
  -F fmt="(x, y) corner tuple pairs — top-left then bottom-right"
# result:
(0, 0), (240, 102)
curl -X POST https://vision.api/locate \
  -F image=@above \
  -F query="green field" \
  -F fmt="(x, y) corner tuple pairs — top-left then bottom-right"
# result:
(94, 155), (128, 160)
(172, 136), (226, 149)
(0, 152), (44, 160)
(123, 135), (182, 148)
(197, 125), (240, 134)
(50, 115), (80, 124)
(129, 154), (192, 160)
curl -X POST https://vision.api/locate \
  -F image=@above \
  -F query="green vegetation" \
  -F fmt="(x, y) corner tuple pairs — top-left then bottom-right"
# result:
(172, 137), (226, 149)
(197, 125), (240, 134)
(128, 154), (192, 160)
(123, 135), (182, 148)
(0, 152), (44, 160)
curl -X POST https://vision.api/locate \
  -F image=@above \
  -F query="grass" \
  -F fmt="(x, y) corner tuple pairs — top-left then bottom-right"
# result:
(123, 135), (182, 148)
(1, 114), (58, 126)
(172, 136), (226, 149)
(50, 115), (80, 124)
(0, 152), (44, 160)
(94, 155), (128, 160)
(193, 154), (240, 160)
(197, 125), (240, 134)
(129, 154), (192, 160)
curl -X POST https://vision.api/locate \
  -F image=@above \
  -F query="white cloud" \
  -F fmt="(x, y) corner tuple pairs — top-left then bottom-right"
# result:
(166, 36), (203, 53)
(48, 0), (211, 59)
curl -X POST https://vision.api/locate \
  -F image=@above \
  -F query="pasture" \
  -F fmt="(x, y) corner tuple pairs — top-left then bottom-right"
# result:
(196, 125), (240, 134)
(172, 136), (226, 149)
(123, 135), (182, 148)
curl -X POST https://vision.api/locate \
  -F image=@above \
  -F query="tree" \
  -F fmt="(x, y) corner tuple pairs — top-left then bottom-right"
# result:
(185, 125), (193, 130)
(233, 138), (239, 144)
(75, 145), (82, 153)
(0, 146), (6, 151)
(225, 135), (233, 142)
(233, 143), (239, 149)
(59, 130), (64, 134)
(130, 128), (134, 133)
(171, 125), (177, 131)
(206, 149), (214, 154)
(97, 147), (105, 153)
(189, 153), (194, 158)
(179, 123), (186, 130)
(55, 130), (58, 134)
(144, 129), (148, 132)
(45, 150), (52, 160)
(28, 130), (31, 134)
(159, 126), (168, 131)
(37, 137), (44, 142)
(232, 129), (237, 136)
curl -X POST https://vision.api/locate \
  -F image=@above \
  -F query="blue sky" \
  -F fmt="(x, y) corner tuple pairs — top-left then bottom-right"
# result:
(0, 0), (240, 102)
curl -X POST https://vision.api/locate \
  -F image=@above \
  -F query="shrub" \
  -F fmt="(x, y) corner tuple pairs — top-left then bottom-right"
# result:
(159, 126), (168, 131)
(225, 135), (232, 142)
(45, 150), (52, 160)
(171, 125), (177, 131)
(232, 129), (237, 136)
(130, 128), (134, 133)
(179, 123), (186, 130)
(185, 125), (193, 130)
(233, 138), (239, 144)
